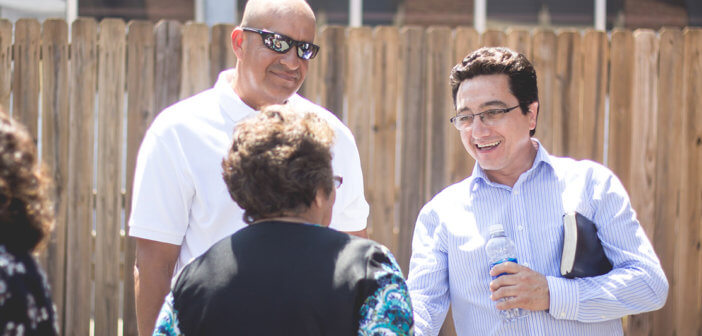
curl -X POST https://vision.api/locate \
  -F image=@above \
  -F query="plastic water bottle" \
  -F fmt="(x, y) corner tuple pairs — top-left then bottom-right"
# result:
(485, 224), (526, 321)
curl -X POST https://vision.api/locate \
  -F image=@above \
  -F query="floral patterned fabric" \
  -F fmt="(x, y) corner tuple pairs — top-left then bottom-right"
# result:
(0, 245), (59, 336)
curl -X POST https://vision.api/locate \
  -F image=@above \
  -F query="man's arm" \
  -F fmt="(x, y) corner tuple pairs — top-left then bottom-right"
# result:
(135, 238), (181, 336)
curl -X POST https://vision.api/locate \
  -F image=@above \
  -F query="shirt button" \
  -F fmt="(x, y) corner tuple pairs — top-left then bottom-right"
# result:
(518, 225), (524, 231)
(523, 262), (530, 268)
(560, 313), (566, 317)
(514, 190), (520, 195)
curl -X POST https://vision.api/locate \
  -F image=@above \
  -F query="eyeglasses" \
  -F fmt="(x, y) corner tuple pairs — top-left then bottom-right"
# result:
(449, 105), (520, 131)
(333, 175), (343, 189)
(242, 27), (320, 60)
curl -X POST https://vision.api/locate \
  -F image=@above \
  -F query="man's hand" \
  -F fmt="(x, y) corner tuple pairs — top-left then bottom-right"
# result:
(488, 262), (550, 311)
(134, 238), (180, 336)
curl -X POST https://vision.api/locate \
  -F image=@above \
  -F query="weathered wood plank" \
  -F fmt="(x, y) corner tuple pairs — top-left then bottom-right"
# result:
(396, 26), (426, 276)
(317, 26), (345, 120)
(531, 29), (557, 151)
(553, 30), (581, 157)
(95, 18), (126, 336)
(578, 30), (607, 162)
(0, 19), (11, 110)
(608, 30), (634, 187)
(424, 26), (453, 201)
(12, 19), (40, 138)
(624, 29), (659, 336)
(369, 26), (399, 255)
(180, 22), (210, 99)
(652, 27), (684, 336)
(210, 24), (236, 84)
(154, 20), (182, 113)
(40, 18), (69, 330)
(481, 29), (505, 47)
(65, 18), (97, 336)
(506, 28), (532, 59)
(124, 19), (156, 336)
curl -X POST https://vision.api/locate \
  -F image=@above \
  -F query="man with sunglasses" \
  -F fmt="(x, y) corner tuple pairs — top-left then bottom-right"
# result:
(128, 0), (369, 334)
(406, 47), (668, 335)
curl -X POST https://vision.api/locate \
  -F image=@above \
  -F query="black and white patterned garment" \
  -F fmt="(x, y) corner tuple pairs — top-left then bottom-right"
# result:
(0, 245), (59, 336)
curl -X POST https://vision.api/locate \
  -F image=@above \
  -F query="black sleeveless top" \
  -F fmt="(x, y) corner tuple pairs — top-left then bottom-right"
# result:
(171, 221), (396, 335)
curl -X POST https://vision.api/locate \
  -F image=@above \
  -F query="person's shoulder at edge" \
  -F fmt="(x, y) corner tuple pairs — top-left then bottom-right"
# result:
(145, 87), (220, 138)
(547, 153), (618, 183)
(288, 94), (355, 137)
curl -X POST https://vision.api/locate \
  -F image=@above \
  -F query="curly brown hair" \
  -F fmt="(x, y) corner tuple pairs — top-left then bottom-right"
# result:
(450, 47), (539, 136)
(221, 104), (335, 224)
(0, 110), (53, 253)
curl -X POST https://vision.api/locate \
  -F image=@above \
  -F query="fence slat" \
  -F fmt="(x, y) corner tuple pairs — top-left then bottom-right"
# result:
(506, 28), (532, 59)
(425, 26), (453, 201)
(65, 18), (97, 336)
(40, 18), (69, 330)
(210, 24), (236, 85)
(553, 30), (581, 157)
(180, 22), (210, 99)
(0, 19), (10, 110)
(318, 26), (346, 120)
(447, 27), (479, 184)
(95, 18), (126, 336)
(124, 19), (156, 336)
(154, 20), (182, 113)
(481, 29), (505, 47)
(12, 19), (40, 138)
(345, 26), (373, 231)
(369, 26), (399, 256)
(578, 30), (607, 162)
(396, 26), (426, 275)
(532, 29), (557, 151)
(680, 27), (702, 336)
(652, 27), (684, 336)
(608, 30), (634, 187)
(624, 29), (659, 336)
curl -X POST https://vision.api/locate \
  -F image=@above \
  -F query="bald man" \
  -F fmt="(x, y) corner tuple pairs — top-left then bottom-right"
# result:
(128, 0), (369, 334)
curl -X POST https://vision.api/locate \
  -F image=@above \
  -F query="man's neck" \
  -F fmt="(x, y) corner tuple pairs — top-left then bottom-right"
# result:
(484, 139), (539, 188)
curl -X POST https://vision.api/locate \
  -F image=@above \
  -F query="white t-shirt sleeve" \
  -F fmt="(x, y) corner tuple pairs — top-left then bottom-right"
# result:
(128, 124), (193, 245)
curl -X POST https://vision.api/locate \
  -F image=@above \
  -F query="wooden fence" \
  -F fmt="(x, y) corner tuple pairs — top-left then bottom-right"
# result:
(0, 18), (700, 336)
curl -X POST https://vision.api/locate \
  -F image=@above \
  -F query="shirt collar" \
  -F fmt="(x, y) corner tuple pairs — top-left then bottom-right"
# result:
(467, 139), (554, 190)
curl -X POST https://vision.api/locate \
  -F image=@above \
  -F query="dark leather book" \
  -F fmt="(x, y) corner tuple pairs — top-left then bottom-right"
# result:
(560, 211), (613, 279)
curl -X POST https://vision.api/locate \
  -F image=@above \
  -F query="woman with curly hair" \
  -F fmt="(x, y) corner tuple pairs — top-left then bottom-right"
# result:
(153, 104), (414, 335)
(0, 110), (59, 335)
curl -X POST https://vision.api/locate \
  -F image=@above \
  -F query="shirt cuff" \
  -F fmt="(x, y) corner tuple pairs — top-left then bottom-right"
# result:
(128, 225), (185, 245)
(547, 275), (579, 320)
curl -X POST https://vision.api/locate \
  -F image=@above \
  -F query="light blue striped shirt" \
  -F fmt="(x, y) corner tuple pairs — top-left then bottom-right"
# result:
(407, 141), (668, 336)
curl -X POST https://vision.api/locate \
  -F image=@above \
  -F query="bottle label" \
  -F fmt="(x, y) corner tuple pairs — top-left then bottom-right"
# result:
(489, 257), (518, 279)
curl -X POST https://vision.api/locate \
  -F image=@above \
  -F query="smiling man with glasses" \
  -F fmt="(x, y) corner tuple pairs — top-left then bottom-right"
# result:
(128, 0), (370, 334)
(406, 47), (668, 335)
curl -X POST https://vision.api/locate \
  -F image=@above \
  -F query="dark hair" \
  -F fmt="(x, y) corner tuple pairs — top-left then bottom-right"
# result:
(221, 104), (335, 224)
(0, 110), (53, 253)
(450, 47), (539, 136)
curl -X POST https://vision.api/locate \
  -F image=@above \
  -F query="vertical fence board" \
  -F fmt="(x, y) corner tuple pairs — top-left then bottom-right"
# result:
(578, 30), (607, 162)
(300, 27), (321, 103)
(448, 27), (479, 184)
(0, 19), (11, 110)
(180, 22), (210, 99)
(95, 18), (126, 336)
(680, 27), (702, 336)
(425, 26), (453, 201)
(608, 30), (635, 187)
(318, 26), (345, 120)
(154, 20), (182, 113)
(65, 18), (97, 336)
(624, 29), (659, 336)
(553, 30), (581, 157)
(532, 29), (557, 151)
(369, 26), (399, 255)
(12, 19), (40, 138)
(124, 20), (156, 336)
(481, 29), (505, 47)
(396, 26), (426, 275)
(506, 28), (532, 59)
(652, 27), (684, 336)
(345, 27), (373, 231)
(40, 18), (69, 329)
(210, 24), (236, 85)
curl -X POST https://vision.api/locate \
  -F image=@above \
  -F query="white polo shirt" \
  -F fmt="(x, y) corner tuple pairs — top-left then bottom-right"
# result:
(128, 69), (369, 272)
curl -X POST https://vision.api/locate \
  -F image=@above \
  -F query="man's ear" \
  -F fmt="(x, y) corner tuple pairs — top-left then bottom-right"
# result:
(528, 101), (539, 130)
(231, 27), (245, 58)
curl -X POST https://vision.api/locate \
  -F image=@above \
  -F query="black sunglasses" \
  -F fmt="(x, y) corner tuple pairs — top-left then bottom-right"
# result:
(242, 27), (320, 60)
